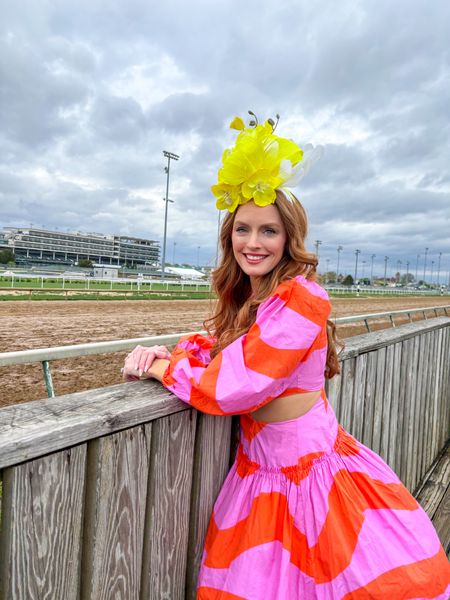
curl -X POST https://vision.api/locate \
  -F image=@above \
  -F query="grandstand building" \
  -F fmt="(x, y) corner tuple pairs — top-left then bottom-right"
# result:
(1, 227), (160, 268)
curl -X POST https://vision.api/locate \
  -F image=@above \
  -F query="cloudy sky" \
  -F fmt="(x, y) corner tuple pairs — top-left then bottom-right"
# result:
(1, 0), (449, 281)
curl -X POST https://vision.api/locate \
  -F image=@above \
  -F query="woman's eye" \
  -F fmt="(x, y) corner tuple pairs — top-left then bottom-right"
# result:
(235, 227), (247, 233)
(264, 228), (276, 235)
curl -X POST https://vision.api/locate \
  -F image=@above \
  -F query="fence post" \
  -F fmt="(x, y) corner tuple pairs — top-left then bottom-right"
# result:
(41, 360), (55, 398)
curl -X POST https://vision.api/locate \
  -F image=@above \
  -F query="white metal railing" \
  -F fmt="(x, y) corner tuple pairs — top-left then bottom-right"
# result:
(0, 273), (211, 291)
(1, 306), (449, 399)
(1, 273), (448, 295)
(325, 285), (446, 295)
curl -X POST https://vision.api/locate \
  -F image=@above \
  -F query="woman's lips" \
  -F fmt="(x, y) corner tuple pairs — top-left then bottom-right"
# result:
(243, 254), (269, 264)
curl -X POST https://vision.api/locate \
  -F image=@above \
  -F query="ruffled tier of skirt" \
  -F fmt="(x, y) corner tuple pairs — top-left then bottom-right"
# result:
(197, 429), (450, 599)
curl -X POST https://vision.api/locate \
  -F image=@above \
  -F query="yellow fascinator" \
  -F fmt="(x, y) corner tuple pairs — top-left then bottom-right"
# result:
(211, 111), (323, 213)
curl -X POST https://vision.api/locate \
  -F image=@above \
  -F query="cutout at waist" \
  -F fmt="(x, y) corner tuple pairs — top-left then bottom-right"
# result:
(250, 389), (322, 424)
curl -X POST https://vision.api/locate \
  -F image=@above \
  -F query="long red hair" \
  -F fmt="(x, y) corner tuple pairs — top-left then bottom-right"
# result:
(204, 190), (342, 378)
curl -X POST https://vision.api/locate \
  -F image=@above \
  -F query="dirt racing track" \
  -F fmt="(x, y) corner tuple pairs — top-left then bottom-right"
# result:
(0, 296), (448, 406)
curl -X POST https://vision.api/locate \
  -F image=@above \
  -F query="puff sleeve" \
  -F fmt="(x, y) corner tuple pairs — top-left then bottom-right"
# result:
(162, 276), (331, 415)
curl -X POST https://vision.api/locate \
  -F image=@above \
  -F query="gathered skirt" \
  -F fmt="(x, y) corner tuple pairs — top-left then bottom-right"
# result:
(196, 392), (450, 599)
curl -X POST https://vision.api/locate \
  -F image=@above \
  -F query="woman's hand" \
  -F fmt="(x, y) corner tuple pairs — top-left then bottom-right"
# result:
(122, 345), (171, 381)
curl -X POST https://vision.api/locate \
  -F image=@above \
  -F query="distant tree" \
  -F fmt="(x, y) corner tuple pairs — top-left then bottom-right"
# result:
(342, 274), (354, 286)
(78, 258), (93, 268)
(318, 271), (336, 284)
(0, 249), (15, 264)
(400, 273), (414, 285)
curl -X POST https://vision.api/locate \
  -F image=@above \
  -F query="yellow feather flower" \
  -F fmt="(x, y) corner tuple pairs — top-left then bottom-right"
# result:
(212, 115), (309, 212)
(211, 183), (242, 212)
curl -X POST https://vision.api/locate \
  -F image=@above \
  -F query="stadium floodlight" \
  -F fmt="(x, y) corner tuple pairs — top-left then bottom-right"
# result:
(437, 251), (442, 285)
(161, 151), (180, 280)
(314, 240), (322, 256)
(370, 254), (376, 286)
(336, 246), (343, 284)
(423, 247), (429, 284)
(354, 249), (361, 281)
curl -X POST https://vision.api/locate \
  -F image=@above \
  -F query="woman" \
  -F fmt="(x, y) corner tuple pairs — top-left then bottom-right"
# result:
(123, 115), (450, 599)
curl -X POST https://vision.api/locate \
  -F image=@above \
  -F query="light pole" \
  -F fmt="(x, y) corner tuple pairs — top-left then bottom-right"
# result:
(161, 150), (180, 280)
(325, 258), (330, 283)
(406, 261), (410, 284)
(370, 254), (376, 286)
(415, 254), (420, 283)
(314, 240), (322, 260)
(336, 245), (343, 284)
(396, 260), (402, 283)
(431, 260), (435, 286)
(172, 241), (177, 265)
(197, 245), (200, 267)
(354, 249), (361, 282)
(437, 252), (442, 285)
(361, 260), (366, 281)
(384, 256), (389, 287)
(423, 247), (429, 284)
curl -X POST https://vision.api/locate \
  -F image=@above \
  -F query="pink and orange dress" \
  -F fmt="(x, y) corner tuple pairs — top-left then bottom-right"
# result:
(162, 274), (450, 599)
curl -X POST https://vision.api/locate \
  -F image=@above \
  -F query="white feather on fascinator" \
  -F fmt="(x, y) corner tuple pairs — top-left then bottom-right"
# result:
(279, 144), (324, 190)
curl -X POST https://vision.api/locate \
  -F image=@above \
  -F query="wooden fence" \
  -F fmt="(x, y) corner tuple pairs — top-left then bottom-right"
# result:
(0, 316), (449, 599)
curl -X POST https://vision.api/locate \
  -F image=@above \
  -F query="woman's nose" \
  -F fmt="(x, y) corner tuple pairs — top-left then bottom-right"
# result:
(247, 232), (261, 248)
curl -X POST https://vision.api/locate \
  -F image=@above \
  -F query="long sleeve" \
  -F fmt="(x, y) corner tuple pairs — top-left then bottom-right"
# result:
(162, 276), (331, 415)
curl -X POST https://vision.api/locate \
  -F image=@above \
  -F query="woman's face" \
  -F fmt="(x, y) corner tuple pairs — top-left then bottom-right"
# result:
(231, 200), (287, 288)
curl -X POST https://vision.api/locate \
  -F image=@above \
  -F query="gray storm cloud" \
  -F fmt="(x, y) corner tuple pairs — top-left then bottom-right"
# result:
(0, 0), (449, 274)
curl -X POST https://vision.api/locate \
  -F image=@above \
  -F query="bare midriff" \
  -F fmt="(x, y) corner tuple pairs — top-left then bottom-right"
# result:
(250, 390), (322, 423)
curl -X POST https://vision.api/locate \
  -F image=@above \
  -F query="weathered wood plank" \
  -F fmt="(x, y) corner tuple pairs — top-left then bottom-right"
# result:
(414, 331), (427, 485)
(428, 330), (441, 468)
(420, 332), (433, 481)
(0, 380), (187, 469)
(185, 414), (232, 599)
(432, 484), (450, 555)
(387, 342), (402, 474)
(371, 346), (386, 455)
(414, 443), (450, 555)
(425, 331), (435, 471)
(399, 336), (417, 490)
(437, 328), (449, 452)
(415, 443), (450, 518)
(441, 328), (450, 448)
(396, 338), (410, 484)
(0, 445), (86, 600)
(362, 351), (377, 449)
(351, 353), (367, 442)
(339, 357), (356, 432)
(409, 335), (421, 491)
(140, 410), (197, 600)
(443, 328), (450, 448)
(80, 424), (152, 600)
(380, 344), (394, 465)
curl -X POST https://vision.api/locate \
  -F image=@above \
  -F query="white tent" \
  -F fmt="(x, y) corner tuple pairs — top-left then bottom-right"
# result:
(164, 266), (206, 280)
